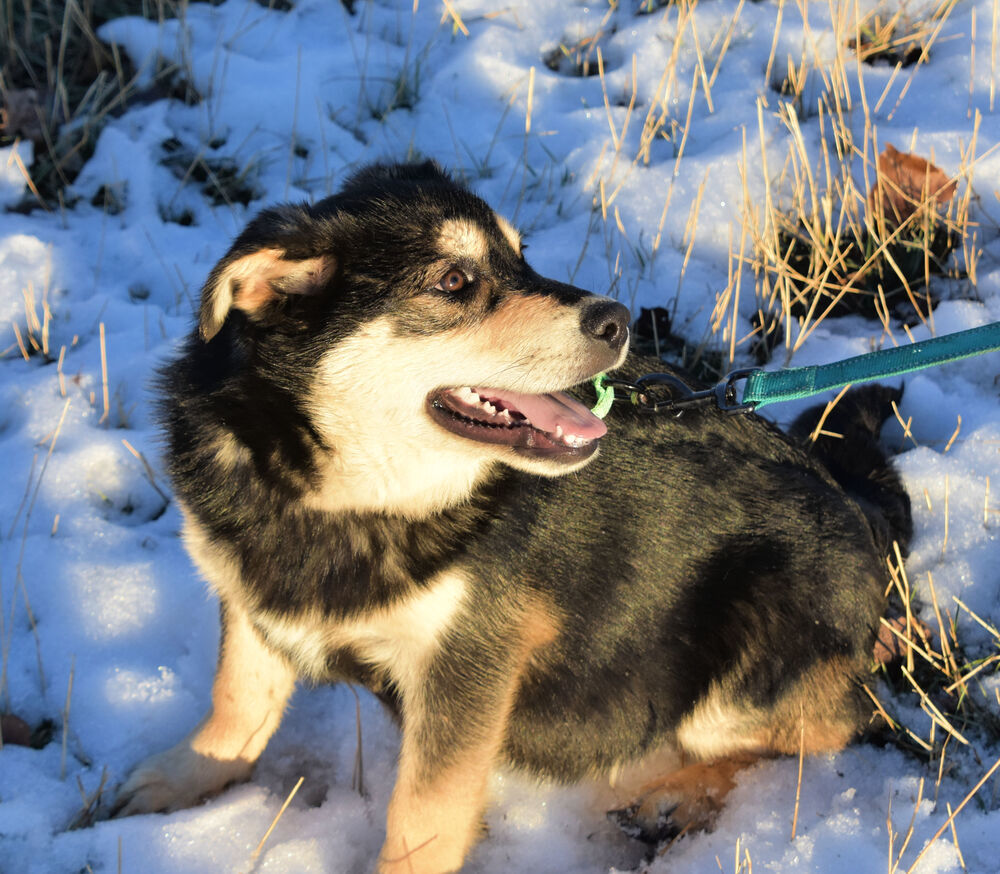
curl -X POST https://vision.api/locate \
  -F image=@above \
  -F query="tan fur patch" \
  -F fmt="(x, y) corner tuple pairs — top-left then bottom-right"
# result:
(211, 432), (251, 471)
(766, 656), (861, 755)
(494, 214), (522, 254)
(517, 595), (561, 654)
(677, 654), (862, 762)
(601, 744), (687, 807)
(437, 218), (489, 262)
(190, 603), (297, 764)
(675, 688), (770, 760)
(476, 294), (587, 356)
(202, 248), (334, 340)
(381, 745), (495, 873)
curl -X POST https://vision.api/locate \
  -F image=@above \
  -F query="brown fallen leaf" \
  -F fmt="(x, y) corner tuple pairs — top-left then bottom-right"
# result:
(873, 613), (935, 666)
(868, 144), (957, 230)
(0, 88), (47, 145)
(0, 713), (32, 747)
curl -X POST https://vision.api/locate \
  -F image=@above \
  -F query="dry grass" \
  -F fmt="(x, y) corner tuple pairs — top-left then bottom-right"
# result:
(576, 0), (994, 371)
(576, 0), (994, 380)
(8, 264), (55, 362)
(847, 6), (938, 67)
(739, 103), (984, 362)
(731, 0), (994, 366)
(245, 776), (305, 871)
(0, 0), (204, 207)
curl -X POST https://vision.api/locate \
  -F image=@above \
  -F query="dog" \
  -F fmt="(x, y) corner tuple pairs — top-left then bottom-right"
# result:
(113, 161), (911, 873)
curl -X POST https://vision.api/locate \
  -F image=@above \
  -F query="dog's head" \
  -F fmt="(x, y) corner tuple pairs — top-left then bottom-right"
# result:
(195, 162), (629, 514)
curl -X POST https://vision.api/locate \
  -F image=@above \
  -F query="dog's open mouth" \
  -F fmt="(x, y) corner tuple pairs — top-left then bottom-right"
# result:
(428, 386), (607, 460)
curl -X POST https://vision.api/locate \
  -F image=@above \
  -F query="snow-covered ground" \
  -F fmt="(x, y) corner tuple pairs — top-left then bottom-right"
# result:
(2, 0), (999, 871)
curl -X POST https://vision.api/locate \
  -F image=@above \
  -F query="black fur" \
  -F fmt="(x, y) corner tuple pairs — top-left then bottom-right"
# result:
(790, 384), (913, 557)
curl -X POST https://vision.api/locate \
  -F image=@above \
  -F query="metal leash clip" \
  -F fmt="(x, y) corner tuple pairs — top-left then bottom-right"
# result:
(601, 369), (760, 414)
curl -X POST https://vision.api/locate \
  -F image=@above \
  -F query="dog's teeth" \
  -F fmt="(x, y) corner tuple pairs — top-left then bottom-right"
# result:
(482, 401), (496, 415)
(555, 425), (564, 440)
(500, 410), (512, 423)
(457, 386), (476, 400)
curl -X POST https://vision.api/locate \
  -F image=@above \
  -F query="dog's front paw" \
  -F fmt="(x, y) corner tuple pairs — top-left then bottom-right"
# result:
(112, 743), (252, 817)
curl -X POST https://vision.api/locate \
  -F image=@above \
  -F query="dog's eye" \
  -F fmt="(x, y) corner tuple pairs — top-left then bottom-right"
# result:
(436, 269), (469, 294)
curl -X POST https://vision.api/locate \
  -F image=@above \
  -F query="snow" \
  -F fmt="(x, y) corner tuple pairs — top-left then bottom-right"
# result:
(2, 0), (999, 871)
(0, 143), (33, 209)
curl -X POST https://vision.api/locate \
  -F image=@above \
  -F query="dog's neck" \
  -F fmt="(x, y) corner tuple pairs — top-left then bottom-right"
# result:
(303, 441), (497, 519)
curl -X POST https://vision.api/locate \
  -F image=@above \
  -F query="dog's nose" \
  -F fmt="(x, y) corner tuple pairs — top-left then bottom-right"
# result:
(581, 300), (630, 351)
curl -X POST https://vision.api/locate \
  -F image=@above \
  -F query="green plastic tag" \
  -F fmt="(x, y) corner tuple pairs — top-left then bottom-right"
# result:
(591, 374), (615, 419)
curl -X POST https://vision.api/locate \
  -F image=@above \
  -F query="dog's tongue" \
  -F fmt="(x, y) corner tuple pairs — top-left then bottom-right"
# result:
(479, 389), (607, 439)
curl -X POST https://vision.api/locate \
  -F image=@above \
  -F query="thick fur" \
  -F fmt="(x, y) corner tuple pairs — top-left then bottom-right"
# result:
(114, 162), (911, 873)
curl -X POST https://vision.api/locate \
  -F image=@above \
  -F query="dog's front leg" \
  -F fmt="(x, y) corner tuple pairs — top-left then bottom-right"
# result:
(114, 600), (296, 816)
(378, 668), (510, 874)
(378, 609), (548, 874)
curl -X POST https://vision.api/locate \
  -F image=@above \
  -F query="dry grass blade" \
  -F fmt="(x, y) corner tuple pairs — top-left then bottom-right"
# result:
(900, 665), (969, 746)
(884, 0), (960, 120)
(807, 385), (850, 442)
(0, 0), (170, 204)
(348, 684), (366, 796)
(952, 597), (1000, 643)
(121, 440), (171, 504)
(67, 766), (110, 830)
(791, 704), (805, 841)
(4, 398), (71, 701)
(99, 322), (110, 426)
(864, 683), (933, 753)
(440, 0), (469, 36)
(889, 777), (925, 872)
(248, 776), (305, 868)
(60, 655), (75, 780)
(904, 755), (1000, 873)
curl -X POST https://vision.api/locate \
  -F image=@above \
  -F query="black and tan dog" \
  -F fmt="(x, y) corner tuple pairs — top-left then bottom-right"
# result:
(114, 162), (911, 872)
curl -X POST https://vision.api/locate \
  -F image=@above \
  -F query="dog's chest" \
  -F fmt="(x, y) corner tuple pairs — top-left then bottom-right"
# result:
(251, 571), (468, 686)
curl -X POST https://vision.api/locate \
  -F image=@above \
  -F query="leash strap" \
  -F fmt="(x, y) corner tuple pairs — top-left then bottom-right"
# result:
(592, 321), (1000, 416)
(743, 321), (1000, 409)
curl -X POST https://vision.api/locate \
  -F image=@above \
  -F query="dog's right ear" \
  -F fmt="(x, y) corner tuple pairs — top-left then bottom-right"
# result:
(199, 242), (335, 342)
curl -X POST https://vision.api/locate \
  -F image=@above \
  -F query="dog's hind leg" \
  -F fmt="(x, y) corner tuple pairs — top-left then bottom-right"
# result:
(113, 601), (296, 816)
(611, 753), (762, 841)
(611, 657), (868, 842)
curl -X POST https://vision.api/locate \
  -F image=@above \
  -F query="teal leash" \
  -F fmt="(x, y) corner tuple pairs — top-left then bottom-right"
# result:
(592, 320), (1000, 416)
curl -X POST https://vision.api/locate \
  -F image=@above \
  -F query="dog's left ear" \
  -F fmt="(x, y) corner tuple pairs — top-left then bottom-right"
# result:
(199, 246), (335, 341)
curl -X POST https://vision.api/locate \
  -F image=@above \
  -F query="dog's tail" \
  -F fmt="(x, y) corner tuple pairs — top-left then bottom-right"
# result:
(790, 385), (913, 557)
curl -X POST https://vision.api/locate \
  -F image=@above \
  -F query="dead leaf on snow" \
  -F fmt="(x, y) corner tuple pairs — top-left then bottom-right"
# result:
(0, 713), (32, 747)
(868, 144), (957, 230)
(873, 613), (936, 667)
(0, 88), (46, 145)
